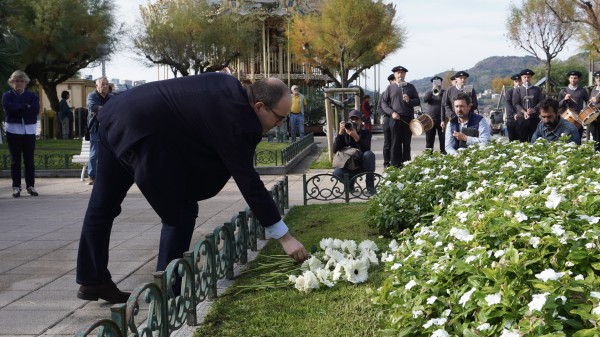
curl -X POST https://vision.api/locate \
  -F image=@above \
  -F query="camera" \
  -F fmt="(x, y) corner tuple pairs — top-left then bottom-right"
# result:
(344, 121), (356, 130)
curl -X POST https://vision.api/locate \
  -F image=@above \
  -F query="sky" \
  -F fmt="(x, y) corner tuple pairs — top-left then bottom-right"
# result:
(86, 0), (582, 90)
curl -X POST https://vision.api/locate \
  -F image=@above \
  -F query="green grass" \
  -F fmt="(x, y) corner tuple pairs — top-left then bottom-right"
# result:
(309, 146), (332, 169)
(0, 138), (82, 156)
(194, 203), (387, 337)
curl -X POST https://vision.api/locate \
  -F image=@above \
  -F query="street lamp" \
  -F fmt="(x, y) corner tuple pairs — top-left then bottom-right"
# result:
(96, 44), (110, 77)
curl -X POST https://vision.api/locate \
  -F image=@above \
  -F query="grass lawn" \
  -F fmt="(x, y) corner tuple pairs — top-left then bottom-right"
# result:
(309, 146), (332, 169)
(0, 138), (82, 156)
(194, 203), (387, 337)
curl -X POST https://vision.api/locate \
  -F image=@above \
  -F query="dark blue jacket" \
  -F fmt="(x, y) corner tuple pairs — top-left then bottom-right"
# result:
(2, 89), (40, 124)
(98, 73), (281, 227)
(449, 113), (484, 150)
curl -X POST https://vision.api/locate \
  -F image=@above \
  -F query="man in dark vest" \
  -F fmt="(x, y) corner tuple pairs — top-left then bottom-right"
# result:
(445, 92), (491, 155)
(75, 74), (308, 304)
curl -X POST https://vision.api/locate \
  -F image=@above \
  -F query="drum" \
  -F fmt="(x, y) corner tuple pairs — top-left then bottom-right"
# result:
(409, 114), (434, 135)
(579, 105), (600, 125)
(561, 109), (582, 129)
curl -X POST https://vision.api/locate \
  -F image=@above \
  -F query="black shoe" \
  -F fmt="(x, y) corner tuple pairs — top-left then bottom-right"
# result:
(77, 280), (130, 304)
(365, 187), (377, 197)
(26, 186), (38, 196)
(12, 187), (21, 198)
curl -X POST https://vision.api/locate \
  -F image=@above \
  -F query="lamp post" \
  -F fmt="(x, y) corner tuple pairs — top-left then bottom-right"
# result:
(96, 44), (110, 77)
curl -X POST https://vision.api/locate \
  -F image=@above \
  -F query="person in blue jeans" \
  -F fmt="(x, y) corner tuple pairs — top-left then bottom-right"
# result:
(289, 85), (307, 142)
(86, 77), (113, 185)
(332, 109), (376, 196)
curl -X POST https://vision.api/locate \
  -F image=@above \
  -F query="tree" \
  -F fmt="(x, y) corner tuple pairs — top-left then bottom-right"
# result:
(6, 0), (119, 113)
(506, 0), (577, 93)
(491, 76), (514, 93)
(289, 0), (405, 88)
(546, 0), (600, 53)
(133, 0), (258, 78)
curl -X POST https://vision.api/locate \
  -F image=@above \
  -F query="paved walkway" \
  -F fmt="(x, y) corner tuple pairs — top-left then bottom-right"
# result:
(0, 134), (430, 336)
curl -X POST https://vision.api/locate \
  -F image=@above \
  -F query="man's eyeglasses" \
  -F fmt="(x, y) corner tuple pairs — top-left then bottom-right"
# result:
(266, 105), (287, 122)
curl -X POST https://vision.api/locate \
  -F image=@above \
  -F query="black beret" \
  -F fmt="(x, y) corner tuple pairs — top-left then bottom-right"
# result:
(520, 69), (535, 76)
(454, 71), (469, 78)
(387, 74), (395, 81)
(391, 66), (408, 73)
(430, 76), (443, 82)
(567, 70), (582, 78)
(594, 71), (600, 77)
(510, 74), (521, 81)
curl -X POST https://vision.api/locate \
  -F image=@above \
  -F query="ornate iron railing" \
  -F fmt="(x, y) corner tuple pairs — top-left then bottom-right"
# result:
(303, 172), (384, 205)
(75, 176), (288, 337)
(1, 153), (80, 170)
(282, 133), (314, 164)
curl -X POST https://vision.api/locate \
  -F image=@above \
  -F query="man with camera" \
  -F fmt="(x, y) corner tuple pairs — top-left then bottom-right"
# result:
(445, 92), (491, 155)
(333, 109), (376, 196)
(423, 76), (446, 154)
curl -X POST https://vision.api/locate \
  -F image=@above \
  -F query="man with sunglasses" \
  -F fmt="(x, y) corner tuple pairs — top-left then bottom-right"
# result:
(76, 73), (308, 304)
(332, 109), (376, 196)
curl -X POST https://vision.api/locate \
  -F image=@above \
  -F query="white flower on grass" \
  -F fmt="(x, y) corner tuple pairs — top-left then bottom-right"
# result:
(546, 189), (564, 209)
(358, 239), (378, 252)
(341, 240), (357, 257)
(456, 211), (469, 223)
(389, 239), (399, 251)
(528, 292), (550, 312)
(485, 292), (502, 306)
(344, 259), (369, 284)
(551, 224), (566, 237)
(423, 317), (447, 329)
(288, 275), (297, 283)
(396, 182), (405, 190)
(301, 270), (320, 292)
(529, 236), (541, 248)
(332, 263), (343, 282)
(431, 329), (450, 337)
(514, 211), (528, 223)
(499, 328), (521, 337)
(477, 323), (491, 331)
(315, 268), (335, 287)
(359, 249), (379, 265)
(294, 275), (306, 292)
(405, 280), (417, 290)
(535, 268), (565, 282)
(332, 238), (343, 249)
(449, 227), (474, 242)
(459, 287), (476, 307)
(325, 247), (345, 263)
(427, 295), (437, 304)
(513, 189), (531, 198)
(303, 256), (324, 272)
(319, 237), (334, 250)
(465, 255), (477, 264)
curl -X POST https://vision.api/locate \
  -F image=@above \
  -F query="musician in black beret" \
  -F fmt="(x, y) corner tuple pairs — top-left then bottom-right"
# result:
(588, 70), (600, 151)
(423, 76), (446, 154)
(505, 74), (523, 141)
(380, 66), (420, 166)
(442, 71), (479, 128)
(377, 73), (397, 167)
(558, 70), (588, 138)
(512, 69), (545, 142)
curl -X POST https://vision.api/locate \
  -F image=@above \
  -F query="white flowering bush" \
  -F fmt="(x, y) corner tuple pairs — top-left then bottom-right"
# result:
(372, 140), (600, 336)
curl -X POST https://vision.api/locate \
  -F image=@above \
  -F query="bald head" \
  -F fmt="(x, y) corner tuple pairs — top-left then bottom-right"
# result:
(248, 78), (290, 108)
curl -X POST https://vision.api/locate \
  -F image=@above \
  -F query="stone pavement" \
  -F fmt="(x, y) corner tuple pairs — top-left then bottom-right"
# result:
(0, 134), (430, 336)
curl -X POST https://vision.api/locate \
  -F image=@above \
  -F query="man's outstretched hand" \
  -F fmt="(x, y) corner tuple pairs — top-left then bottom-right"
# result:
(278, 232), (308, 262)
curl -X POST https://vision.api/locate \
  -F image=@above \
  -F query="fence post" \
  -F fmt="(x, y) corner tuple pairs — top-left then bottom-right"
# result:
(344, 173), (350, 203)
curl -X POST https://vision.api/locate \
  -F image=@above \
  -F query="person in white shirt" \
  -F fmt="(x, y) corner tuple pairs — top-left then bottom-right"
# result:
(445, 92), (491, 155)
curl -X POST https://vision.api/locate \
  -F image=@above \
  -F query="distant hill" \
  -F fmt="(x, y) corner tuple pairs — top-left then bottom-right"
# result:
(411, 56), (544, 93)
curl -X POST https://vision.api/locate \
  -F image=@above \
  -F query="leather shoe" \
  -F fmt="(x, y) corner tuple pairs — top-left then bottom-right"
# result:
(77, 280), (130, 304)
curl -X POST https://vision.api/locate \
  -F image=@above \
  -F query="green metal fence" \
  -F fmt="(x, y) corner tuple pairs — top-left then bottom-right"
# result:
(75, 176), (289, 337)
(303, 172), (384, 204)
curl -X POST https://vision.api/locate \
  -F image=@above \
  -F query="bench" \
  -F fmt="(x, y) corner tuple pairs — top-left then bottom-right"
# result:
(72, 140), (90, 181)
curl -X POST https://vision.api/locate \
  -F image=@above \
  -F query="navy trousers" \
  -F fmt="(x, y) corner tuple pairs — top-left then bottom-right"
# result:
(6, 132), (36, 188)
(76, 129), (198, 285)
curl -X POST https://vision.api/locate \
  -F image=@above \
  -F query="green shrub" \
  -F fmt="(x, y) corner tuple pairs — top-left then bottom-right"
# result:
(372, 139), (600, 336)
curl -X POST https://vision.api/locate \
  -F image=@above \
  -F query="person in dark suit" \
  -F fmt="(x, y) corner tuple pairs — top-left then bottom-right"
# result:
(378, 73), (395, 168)
(423, 76), (446, 154)
(76, 73), (308, 303)
(512, 68), (545, 142)
(441, 71), (478, 128)
(505, 73), (522, 141)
